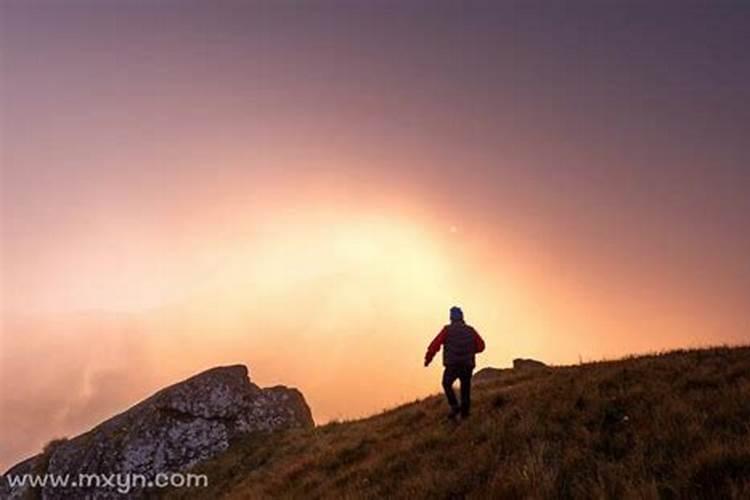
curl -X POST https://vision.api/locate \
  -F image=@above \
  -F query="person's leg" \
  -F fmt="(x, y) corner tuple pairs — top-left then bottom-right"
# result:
(459, 366), (473, 417)
(442, 366), (460, 414)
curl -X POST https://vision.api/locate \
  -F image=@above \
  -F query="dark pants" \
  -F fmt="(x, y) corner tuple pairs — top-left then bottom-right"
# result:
(442, 365), (473, 417)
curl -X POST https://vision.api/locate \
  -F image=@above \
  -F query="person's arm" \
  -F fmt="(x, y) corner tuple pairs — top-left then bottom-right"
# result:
(473, 328), (486, 353)
(424, 327), (447, 366)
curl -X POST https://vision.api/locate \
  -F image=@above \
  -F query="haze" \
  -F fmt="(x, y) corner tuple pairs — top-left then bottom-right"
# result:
(1, 1), (749, 470)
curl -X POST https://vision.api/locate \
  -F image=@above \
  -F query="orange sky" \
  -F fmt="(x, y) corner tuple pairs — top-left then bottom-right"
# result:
(2, 1), (749, 471)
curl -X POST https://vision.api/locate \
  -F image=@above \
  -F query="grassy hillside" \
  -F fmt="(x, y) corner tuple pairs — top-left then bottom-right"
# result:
(162, 346), (750, 499)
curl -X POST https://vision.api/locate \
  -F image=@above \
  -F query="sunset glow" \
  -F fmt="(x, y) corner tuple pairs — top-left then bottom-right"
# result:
(2, 1), (749, 471)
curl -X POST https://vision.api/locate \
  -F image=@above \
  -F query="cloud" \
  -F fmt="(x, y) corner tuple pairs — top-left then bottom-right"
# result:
(0, 313), (157, 471)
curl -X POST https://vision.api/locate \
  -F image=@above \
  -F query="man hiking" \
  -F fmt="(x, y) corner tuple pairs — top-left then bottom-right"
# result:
(424, 306), (486, 419)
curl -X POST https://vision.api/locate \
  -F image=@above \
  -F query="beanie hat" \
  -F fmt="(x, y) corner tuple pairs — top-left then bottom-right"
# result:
(450, 306), (464, 322)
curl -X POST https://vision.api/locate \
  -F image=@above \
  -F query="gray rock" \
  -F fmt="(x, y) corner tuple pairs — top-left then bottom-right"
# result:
(1, 455), (44, 500)
(473, 367), (509, 383)
(1, 365), (313, 499)
(513, 358), (547, 370)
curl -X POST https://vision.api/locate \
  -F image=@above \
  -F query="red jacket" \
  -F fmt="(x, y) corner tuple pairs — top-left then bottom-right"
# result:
(425, 322), (485, 367)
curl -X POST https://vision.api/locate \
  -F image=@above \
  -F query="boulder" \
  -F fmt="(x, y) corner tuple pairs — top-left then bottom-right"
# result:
(1, 365), (313, 499)
(513, 358), (547, 370)
(473, 367), (509, 383)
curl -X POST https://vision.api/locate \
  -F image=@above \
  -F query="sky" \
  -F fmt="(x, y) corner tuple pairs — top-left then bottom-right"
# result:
(1, 0), (749, 470)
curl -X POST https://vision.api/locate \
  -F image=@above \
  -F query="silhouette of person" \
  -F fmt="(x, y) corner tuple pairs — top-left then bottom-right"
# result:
(424, 306), (486, 419)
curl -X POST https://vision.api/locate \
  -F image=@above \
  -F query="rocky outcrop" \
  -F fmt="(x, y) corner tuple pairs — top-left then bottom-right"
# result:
(513, 358), (547, 370)
(1, 365), (313, 499)
(473, 367), (509, 383)
(475, 359), (548, 382)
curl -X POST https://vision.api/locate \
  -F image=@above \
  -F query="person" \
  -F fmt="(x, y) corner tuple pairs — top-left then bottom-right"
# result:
(424, 306), (485, 419)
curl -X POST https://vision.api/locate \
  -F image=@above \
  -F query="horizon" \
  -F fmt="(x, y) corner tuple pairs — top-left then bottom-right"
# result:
(1, 1), (749, 471)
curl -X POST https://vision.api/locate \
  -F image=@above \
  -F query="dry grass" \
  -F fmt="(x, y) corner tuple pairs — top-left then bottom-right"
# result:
(160, 346), (750, 499)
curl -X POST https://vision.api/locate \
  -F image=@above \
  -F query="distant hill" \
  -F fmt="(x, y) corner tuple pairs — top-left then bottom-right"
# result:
(161, 346), (750, 499)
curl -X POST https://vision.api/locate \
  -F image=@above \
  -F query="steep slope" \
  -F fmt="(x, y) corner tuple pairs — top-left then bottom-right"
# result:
(163, 346), (750, 499)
